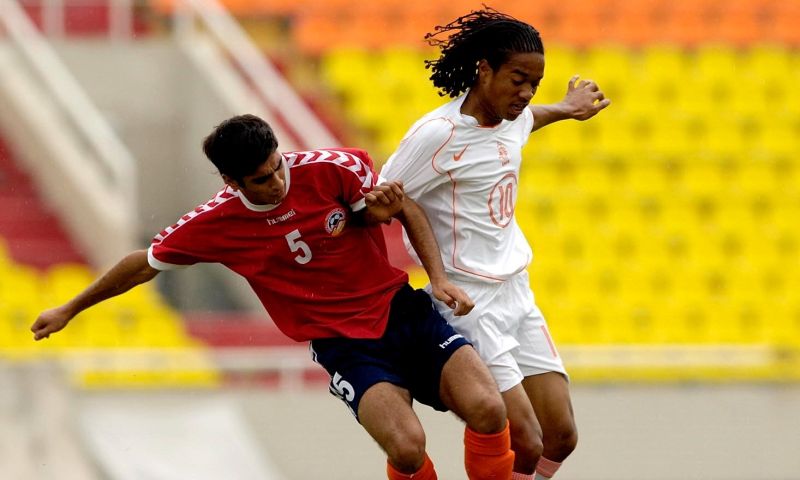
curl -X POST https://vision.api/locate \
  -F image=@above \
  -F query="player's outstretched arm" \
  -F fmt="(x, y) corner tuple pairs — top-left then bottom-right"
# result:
(31, 249), (160, 340)
(529, 75), (611, 133)
(395, 199), (475, 316)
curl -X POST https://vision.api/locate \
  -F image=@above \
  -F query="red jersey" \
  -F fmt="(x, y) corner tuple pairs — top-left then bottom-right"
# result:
(148, 148), (409, 341)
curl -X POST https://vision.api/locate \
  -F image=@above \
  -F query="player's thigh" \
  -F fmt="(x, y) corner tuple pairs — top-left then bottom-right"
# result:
(358, 381), (424, 453)
(522, 372), (576, 435)
(439, 345), (506, 433)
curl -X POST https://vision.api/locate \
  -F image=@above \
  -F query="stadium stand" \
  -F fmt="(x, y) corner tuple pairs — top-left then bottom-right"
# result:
(2, 0), (798, 383)
(163, 0), (800, 50)
(0, 133), (218, 388)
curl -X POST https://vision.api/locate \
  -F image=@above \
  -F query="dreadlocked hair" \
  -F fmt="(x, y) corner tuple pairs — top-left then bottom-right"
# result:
(424, 6), (544, 98)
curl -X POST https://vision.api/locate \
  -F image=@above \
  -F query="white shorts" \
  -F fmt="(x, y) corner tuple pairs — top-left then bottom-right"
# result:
(427, 271), (567, 393)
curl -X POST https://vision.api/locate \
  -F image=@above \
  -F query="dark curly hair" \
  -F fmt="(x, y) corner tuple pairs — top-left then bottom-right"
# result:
(202, 114), (279, 185)
(425, 7), (544, 98)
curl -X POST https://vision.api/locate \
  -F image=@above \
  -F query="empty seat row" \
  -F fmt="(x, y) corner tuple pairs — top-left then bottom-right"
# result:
(155, 0), (800, 51)
(322, 45), (800, 160)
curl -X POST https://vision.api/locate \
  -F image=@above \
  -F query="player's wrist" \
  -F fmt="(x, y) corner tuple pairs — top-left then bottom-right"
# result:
(428, 276), (450, 290)
(552, 101), (577, 120)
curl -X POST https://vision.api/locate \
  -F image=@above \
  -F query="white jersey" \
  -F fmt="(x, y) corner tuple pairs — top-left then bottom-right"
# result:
(382, 94), (535, 282)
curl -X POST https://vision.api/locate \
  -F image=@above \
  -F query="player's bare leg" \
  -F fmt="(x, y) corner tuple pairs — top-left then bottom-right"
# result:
(440, 345), (507, 432)
(502, 384), (544, 474)
(522, 372), (577, 478)
(440, 345), (515, 479)
(358, 382), (430, 475)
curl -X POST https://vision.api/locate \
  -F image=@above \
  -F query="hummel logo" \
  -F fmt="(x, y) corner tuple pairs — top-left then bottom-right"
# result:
(266, 209), (296, 225)
(453, 144), (469, 161)
(439, 333), (464, 349)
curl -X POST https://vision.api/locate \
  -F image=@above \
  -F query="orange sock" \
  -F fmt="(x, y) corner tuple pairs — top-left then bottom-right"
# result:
(464, 422), (515, 479)
(387, 453), (437, 479)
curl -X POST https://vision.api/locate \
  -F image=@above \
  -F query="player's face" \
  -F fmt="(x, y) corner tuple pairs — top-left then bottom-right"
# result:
(235, 151), (287, 205)
(479, 52), (544, 122)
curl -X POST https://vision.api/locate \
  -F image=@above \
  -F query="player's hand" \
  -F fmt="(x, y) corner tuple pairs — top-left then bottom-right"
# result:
(430, 281), (475, 316)
(365, 180), (405, 224)
(561, 75), (611, 120)
(31, 306), (72, 340)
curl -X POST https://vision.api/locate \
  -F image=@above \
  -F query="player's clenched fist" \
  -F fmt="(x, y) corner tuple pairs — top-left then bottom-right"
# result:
(431, 282), (475, 316)
(31, 306), (73, 340)
(365, 180), (405, 223)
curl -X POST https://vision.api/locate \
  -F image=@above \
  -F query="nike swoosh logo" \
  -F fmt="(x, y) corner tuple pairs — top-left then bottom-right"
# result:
(453, 144), (469, 161)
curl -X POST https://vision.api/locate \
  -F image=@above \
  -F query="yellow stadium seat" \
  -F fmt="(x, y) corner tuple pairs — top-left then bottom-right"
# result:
(582, 45), (633, 86)
(0, 303), (39, 349)
(752, 113), (798, 156)
(321, 48), (371, 94)
(769, 299), (800, 347)
(536, 44), (582, 104)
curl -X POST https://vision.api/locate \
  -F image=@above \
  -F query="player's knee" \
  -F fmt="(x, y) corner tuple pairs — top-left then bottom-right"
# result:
(385, 428), (427, 473)
(464, 389), (507, 434)
(510, 422), (544, 471)
(551, 422), (578, 459)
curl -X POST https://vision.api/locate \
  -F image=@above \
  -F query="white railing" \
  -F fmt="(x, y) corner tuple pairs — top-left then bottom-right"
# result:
(172, 0), (339, 150)
(0, 0), (137, 217)
(14, 0), (338, 150)
(2, 346), (320, 390)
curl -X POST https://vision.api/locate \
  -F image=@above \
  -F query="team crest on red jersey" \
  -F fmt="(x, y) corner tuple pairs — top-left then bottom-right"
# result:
(325, 208), (347, 236)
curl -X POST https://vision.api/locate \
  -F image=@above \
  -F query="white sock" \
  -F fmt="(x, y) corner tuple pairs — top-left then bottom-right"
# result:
(534, 457), (562, 479)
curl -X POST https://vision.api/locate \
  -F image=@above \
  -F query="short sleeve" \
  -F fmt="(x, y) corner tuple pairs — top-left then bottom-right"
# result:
(521, 107), (535, 146)
(326, 148), (379, 212)
(381, 117), (456, 199)
(148, 208), (219, 270)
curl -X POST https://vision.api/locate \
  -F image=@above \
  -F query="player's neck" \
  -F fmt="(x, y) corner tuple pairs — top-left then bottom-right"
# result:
(461, 91), (502, 127)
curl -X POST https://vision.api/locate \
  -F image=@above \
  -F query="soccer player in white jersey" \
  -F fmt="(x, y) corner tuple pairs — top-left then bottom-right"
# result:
(32, 114), (516, 479)
(381, 8), (610, 480)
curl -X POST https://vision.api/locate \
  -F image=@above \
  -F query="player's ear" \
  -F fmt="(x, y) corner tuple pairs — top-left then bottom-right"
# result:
(477, 59), (493, 84)
(222, 174), (240, 191)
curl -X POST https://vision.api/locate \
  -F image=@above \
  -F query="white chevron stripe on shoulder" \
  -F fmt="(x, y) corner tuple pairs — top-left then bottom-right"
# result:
(284, 150), (335, 166)
(153, 188), (237, 243)
(285, 150), (373, 190)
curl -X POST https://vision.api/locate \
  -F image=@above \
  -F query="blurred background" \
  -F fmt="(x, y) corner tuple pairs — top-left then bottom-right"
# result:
(1, 0), (799, 478)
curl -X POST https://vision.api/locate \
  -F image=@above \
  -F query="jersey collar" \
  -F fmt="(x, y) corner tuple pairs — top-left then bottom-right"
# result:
(235, 153), (292, 212)
(458, 89), (505, 128)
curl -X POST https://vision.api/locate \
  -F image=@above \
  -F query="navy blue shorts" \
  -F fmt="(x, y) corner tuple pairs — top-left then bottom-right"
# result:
(310, 284), (471, 421)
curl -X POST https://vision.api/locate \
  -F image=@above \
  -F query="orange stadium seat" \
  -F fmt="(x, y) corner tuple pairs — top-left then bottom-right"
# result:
(541, 0), (607, 48)
(769, 1), (800, 46)
(714, 0), (767, 46)
(294, 15), (341, 54)
(152, 0), (302, 16)
(609, 0), (673, 46)
(150, 0), (800, 47)
(666, 2), (711, 46)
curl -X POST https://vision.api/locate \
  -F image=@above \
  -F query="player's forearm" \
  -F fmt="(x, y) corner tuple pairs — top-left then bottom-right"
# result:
(395, 199), (448, 284)
(63, 249), (160, 317)
(529, 103), (572, 133)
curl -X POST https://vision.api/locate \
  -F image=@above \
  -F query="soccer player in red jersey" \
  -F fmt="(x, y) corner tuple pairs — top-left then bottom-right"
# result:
(31, 114), (515, 479)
